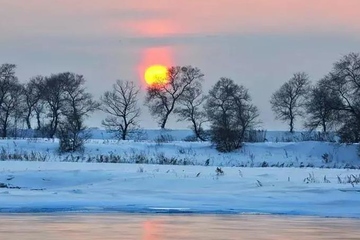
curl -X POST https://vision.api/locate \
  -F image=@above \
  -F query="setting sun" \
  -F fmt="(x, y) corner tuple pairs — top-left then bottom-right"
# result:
(144, 65), (169, 86)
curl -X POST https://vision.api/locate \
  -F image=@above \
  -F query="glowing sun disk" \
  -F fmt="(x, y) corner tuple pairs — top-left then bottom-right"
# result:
(144, 65), (168, 86)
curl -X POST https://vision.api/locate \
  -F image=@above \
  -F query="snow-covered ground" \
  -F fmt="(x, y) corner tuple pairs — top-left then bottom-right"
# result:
(14, 128), (338, 142)
(0, 129), (359, 218)
(0, 138), (358, 168)
(0, 161), (359, 218)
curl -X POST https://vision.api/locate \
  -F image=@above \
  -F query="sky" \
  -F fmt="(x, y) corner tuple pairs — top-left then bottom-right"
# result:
(1, 0), (360, 130)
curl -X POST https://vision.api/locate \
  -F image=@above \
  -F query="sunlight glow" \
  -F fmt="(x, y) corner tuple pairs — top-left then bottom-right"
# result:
(144, 65), (169, 87)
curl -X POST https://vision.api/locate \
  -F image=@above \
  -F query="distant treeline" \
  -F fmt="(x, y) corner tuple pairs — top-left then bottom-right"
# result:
(0, 52), (359, 152)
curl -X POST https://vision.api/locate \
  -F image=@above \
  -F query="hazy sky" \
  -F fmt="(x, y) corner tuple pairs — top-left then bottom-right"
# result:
(1, 0), (360, 130)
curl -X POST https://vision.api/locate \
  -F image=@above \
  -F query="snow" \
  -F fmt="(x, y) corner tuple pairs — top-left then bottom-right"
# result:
(0, 161), (359, 218)
(14, 128), (337, 142)
(0, 138), (358, 168)
(0, 130), (359, 218)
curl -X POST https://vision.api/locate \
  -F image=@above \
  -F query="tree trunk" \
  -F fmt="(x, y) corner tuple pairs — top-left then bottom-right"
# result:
(322, 119), (327, 133)
(50, 114), (59, 138)
(195, 128), (206, 141)
(36, 111), (41, 130)
(122, 119), (128, 140)
(289, 117), (294, 133)
(289, 104), (294, 133)
(1, 126), (6, 138)
(161, 102), (175, 129)
(160, 113), (170, 129)
(122, 130), (126, 140)
(2, 113), (9, 138)
(26, 114), (32, 129)
(192, 119), (206, 141)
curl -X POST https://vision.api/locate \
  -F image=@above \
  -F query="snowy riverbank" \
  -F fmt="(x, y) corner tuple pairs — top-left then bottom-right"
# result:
(0, 139), (359, 168)
(0, 161), (359, 218)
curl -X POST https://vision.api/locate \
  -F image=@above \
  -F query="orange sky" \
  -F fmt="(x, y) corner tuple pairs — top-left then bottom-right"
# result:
(126, 0), (360, 36)
(2, 0), (360, 38)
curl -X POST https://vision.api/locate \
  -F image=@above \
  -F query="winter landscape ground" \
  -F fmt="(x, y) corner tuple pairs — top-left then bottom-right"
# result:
(0, 130), (359, 218)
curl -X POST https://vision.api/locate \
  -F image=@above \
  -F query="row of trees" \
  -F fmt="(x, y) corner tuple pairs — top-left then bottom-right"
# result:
(0, 66), (99, 151)
(270, 52), (360, 143)
(0, 63), (258, 152)
(0, 52), (359, 152)
(102, 66), (259, 152)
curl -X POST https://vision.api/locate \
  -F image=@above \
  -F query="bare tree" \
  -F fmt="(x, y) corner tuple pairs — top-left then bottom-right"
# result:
(22, 76), (44, 129)
(174, 81), (208, 141)
(39, 73), (67, 138)
(0, 64), (17, 107)
(32, 78), (47, 132)
(234, 97), (260, 141)
(0, 64), (23, 137)
(0, 82), (23, 138)
(205, 78), (259, 152)
(270, 72), (310, 133)
(325, 53), (360, 142)
(304, 76), (342, 133)
(101, 80), (141, 140)
(329, 53), (360, 115)
(146, 66), (204, 129)
(58, 73), (99, 152)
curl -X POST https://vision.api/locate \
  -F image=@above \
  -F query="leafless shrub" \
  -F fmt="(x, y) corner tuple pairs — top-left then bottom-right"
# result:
(322, 153), (332, 164)
(215, 167), (224, 176)
(337, 174), (360, 187)
(245, 130), (267, 142)
(323, 175), (331, 183)
(155, 134), (174, 144)
(303, 172), (318, 183)
(256, 180), (263, 187)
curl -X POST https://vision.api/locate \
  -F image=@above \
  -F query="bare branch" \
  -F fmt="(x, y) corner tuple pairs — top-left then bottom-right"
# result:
(145, 65), (204, 129)
(101, 80), (141, 140)
(270, 72), (310, 133)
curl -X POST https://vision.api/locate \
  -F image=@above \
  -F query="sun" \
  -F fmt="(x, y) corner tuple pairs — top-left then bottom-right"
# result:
(144, 65), (169, 86)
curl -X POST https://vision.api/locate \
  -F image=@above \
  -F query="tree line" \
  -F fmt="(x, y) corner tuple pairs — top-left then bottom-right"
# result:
(0, 52), (359, 152)
(270, 52), (360, 143)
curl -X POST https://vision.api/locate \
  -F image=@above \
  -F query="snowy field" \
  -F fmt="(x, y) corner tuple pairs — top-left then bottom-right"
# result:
(0, 161), (360, 218)
(0, 130), (359, 218)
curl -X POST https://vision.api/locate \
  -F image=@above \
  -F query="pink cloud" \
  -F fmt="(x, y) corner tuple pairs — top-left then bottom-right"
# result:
(1, 0), (360, 39)
(159, 0), (360, 34)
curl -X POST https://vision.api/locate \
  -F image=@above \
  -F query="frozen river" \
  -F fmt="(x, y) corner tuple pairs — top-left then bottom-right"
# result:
(0, 214), (359, 239)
